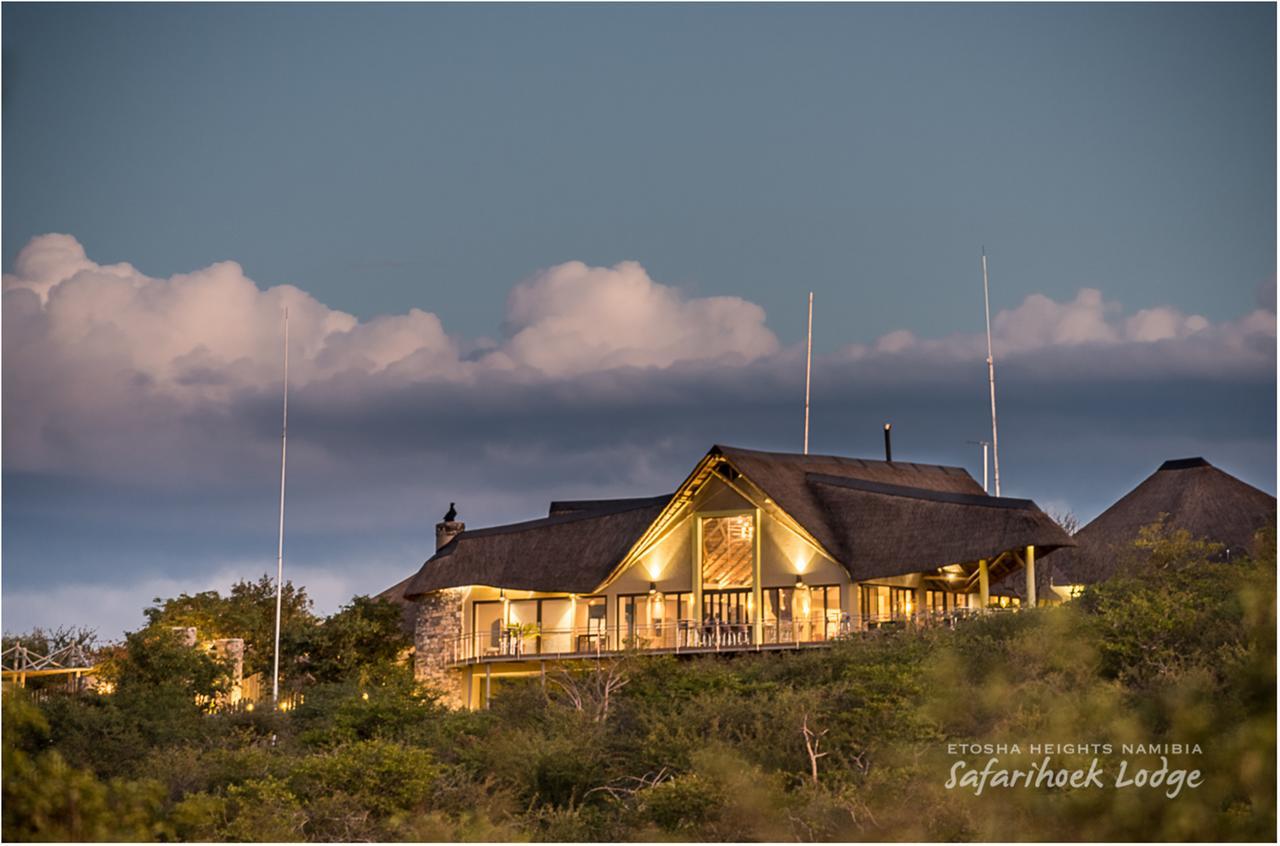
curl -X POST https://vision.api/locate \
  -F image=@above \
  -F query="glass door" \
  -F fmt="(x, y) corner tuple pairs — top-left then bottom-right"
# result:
(701, 590), (752, 647)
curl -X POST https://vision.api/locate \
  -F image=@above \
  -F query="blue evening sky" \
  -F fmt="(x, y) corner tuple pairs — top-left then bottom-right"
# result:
(5, 3), (1274, 345)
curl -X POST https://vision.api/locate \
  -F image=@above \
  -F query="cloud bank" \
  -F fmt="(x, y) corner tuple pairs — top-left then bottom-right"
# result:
(3, 234), (1274, 638)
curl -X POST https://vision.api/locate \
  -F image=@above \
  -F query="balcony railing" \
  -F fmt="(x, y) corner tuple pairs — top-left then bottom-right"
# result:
(442, 608), (994, 666)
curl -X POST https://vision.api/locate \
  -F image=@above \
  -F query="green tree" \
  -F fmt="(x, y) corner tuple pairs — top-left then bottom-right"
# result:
(2, 690), (169, 841)
(144, 576), (315, 676)
(291, 595), (411, 685)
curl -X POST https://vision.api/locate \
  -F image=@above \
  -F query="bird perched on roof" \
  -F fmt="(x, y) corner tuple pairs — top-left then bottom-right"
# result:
(444, 502), (457, 522)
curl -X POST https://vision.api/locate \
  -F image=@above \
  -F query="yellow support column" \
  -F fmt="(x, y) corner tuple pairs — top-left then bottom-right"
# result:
(752, 508), (763, 646)
(692, 517), (703, 632)
(1024, 545), (1037, 608)
(978, 559), (990, 610)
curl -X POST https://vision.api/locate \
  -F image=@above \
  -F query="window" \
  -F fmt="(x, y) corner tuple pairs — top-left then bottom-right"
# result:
(859, 584), (916, 626)
(472, 600), (504, 656)
(563, 596), (608, 653)
(663, 592), (692, 624)
(763, 584), (840, 642)
(699, 589), (753, 647)
(619, 592), (686, 645)
(619, 594), (662, 647)
(801, 585), (841, 640)
(763, 587), (795, 643)
(540, 599), (573, 653)
(701, 514), (754, 590)
(478, 597), (579, 656)
(662, 592), (692, 648)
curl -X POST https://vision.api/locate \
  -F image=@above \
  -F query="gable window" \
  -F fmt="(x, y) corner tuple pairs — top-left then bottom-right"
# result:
(700, 514), (754, 590)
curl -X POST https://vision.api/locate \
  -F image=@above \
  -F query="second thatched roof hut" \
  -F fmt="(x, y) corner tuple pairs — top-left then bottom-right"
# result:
(1050, 457), (1276, 587)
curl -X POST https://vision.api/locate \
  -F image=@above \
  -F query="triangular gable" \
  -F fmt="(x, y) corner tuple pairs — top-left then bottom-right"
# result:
(595, 448), (840, 591)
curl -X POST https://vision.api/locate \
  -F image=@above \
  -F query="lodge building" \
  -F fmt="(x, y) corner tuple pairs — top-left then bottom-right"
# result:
(384, 445), (1074, 708)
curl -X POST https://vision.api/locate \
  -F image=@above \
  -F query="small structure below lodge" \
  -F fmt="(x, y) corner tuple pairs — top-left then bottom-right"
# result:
(387, 444), (1074, 709)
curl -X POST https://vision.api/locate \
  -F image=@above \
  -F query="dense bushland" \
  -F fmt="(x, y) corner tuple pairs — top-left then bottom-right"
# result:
(4, 529), (1275, 841)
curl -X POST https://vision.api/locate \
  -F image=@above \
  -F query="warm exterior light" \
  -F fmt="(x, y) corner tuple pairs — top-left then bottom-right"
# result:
(648, 582), (657, 595)
(795, 574), (806, 589)
(361, 691), (369, 701)
(245, 702), (254, 712)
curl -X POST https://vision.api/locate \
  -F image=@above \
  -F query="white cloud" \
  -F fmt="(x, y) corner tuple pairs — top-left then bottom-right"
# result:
(487, 260), (779, 375)
(994, 288), (1120, 348)
(1124, 306), (1209, 342)
(3, 236), (780, 395)
(2, 232), (1272, 485)
(839, 286), (1270, 364)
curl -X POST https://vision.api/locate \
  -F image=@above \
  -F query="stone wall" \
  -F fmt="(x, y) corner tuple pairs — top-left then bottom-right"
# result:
(414, 588), (465, 707)
(210, 637), (246, 704)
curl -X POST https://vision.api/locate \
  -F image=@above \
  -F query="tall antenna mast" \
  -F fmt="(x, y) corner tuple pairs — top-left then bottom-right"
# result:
(272, 307), (289, 706)
(981, 251), (1001, 496)
(803, 291), (813, 455)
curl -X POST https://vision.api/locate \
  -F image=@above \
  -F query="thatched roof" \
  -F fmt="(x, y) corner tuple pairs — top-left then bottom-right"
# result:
(374, 575), (419, 637)
(712, 445), (1070, 578)
(1051, 457), (1276, 585)
(548, 497), (668, 516)
(404, 495), (672, 597)
(401, 446), (1073, 597)
(804, 473), (1074, 580)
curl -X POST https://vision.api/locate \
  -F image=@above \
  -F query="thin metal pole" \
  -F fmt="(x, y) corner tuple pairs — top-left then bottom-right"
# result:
(272, 308), (289, 706)
(803, 292), (813, 455)
(982, 442), (989, 493)
(966, 439), (990, 494)
(981, 252), (1001, 496)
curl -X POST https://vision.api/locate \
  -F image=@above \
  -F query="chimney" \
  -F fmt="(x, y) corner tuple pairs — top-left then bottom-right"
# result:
(436, 502), (464, 552)
(883, 423), (893, 462)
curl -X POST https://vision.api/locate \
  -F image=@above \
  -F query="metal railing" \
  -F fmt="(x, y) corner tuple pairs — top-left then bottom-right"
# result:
(1, 643), (97, 687)
(442, 607), (1011, 665)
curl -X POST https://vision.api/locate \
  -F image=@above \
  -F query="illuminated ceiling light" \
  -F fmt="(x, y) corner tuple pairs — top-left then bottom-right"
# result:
(795, 574), (806, 589)
(648, 582), (657, 595)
